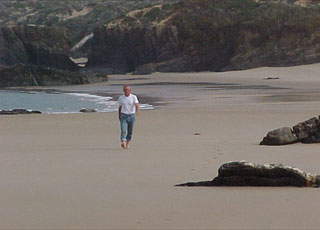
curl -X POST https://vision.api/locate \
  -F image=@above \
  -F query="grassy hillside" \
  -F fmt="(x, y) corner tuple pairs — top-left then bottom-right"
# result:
(0, 0), (180, 45)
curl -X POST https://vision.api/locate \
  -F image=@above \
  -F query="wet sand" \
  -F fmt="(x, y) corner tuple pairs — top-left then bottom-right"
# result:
(2, 64), (320, 229)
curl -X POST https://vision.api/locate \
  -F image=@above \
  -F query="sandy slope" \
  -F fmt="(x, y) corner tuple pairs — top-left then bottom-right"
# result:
(2, 64), (320, 229)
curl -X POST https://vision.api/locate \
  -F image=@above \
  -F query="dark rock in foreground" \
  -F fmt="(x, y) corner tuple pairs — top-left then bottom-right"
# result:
(261, 116), (320, 145)
(176, 161), (320, 187)
(0, 109), (41, 115)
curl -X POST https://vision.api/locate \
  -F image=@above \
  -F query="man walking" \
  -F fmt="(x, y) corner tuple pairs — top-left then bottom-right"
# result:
(118, 85), (139, 149)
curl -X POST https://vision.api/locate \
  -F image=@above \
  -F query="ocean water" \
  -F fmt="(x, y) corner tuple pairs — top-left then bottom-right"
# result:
(0, 90), (154, 114)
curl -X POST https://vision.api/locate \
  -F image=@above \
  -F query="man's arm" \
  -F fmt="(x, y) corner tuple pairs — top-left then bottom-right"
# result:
(135, 103), (139, 116)
(118, 105), (122, 119)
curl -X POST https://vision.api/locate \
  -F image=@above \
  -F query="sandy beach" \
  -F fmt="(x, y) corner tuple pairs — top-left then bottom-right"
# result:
(2, 64), (320, 229)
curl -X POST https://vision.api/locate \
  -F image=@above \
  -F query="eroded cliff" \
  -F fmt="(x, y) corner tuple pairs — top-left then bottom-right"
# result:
(87, 0), (320, 73)
(0, 25), (78, 70)
(0, 25), (94, 86)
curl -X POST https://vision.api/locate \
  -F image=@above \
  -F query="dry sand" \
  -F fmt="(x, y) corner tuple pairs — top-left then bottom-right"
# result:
(2, 64), (320, 229)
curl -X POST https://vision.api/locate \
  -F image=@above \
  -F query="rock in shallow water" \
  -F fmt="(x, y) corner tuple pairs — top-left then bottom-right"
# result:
(79, 108), (97, 113)
(176, 161), (320, 187)
(0, 109), (41, 115)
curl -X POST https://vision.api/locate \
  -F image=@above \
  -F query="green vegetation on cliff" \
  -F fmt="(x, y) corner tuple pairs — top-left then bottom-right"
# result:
(0, 0), (180, 46)
(173, 0), (320, 70)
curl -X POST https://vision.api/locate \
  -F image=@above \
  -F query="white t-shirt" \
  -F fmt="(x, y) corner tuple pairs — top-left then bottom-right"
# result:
(118, 94), (139, 114)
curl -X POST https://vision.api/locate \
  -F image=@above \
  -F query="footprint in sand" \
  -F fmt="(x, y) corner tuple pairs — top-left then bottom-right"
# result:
(202, 164), (208, 168)
(214, 142), (224, 156)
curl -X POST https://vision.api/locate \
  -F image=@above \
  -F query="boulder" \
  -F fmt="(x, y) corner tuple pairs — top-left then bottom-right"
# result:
(261, 116), (320, 145)
(260, 127), (298, 145)
(292, 117), (320, 140)
(301, 133), (320, 144)
(176, 161), (320, 187)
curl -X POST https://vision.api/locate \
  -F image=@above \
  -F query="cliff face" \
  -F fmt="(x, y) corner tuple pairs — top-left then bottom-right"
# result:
(87, 0), (320, 73)
(88, 24), (180, 73)
(0, 25), (78, 70)
(0, 27), (27, 66)
(0, 25), (95, 87)
(0, 64), (88, 87)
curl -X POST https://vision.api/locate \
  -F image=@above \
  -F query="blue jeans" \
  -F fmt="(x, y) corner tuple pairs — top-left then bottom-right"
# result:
(119, 113), (136, 142)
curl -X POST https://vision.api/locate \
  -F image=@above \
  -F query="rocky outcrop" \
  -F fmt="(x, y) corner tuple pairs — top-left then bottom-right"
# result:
(261, 116), (320, 145)
(176, 161), (320, 187)
(0, 64), (88, 87)
(0, 25), (110, 86)
(0, 25), (78, 70)
(88, 23), (181, 73)
(87, 0), (320, 73)
(0, 109), (41, 115)
(132, 63), (157, 75)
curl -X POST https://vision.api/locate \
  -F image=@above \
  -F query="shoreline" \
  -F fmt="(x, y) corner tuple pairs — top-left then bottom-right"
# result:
(0, 88), (157, 114)
(4, 62), (320, 111)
